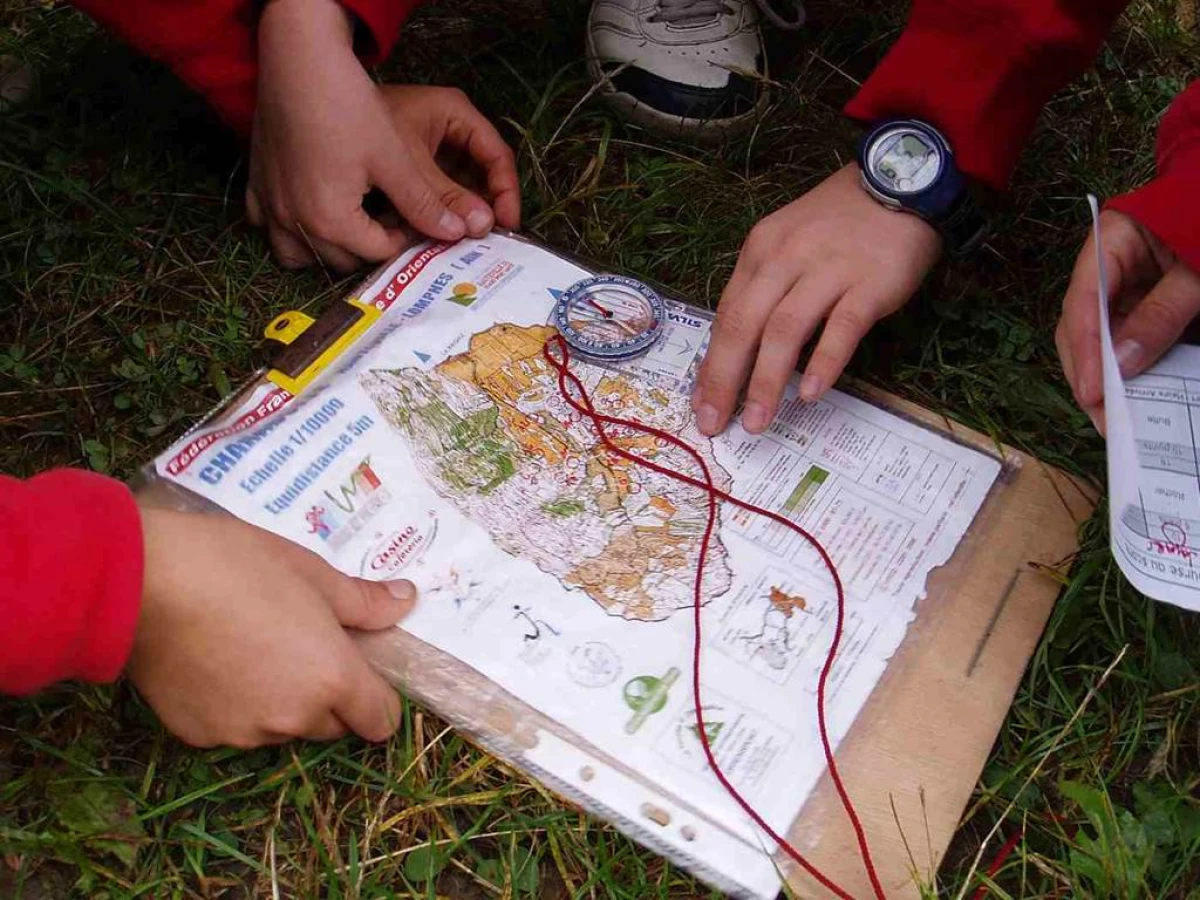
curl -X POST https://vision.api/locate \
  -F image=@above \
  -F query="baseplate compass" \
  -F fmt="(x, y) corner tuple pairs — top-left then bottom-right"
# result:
(553, 275), (666, 361)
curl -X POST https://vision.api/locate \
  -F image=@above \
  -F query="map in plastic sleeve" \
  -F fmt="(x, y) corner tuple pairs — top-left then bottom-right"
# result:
(153, 233), (1002, 895)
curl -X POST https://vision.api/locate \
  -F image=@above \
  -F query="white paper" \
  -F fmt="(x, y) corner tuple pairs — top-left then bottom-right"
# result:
(1092, 196), (1200, 611)
(154, 234), (1000, 894)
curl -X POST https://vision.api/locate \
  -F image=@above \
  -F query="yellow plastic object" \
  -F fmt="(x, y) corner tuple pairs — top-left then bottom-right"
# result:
(263, 298), (382, 395)
(265, 310), (315, 344)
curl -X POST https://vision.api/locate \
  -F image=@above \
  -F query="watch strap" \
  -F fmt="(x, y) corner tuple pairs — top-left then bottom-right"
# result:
(937, 186), (988, 258)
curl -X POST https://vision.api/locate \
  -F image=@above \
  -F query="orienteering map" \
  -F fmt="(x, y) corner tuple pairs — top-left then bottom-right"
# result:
(154, 234), (1001, 868)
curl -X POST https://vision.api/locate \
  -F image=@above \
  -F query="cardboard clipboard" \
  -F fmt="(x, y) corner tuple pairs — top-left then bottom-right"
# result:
(137, 233), (1095, 899)
(781, 385), (1096, 898)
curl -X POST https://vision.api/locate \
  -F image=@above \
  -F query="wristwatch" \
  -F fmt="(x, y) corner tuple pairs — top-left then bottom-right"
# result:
(857, 118), (988, 257)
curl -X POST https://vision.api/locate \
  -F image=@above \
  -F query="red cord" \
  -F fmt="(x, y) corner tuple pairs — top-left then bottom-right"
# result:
(543, 337), (887, 900)
(970, 829), (1023, 900)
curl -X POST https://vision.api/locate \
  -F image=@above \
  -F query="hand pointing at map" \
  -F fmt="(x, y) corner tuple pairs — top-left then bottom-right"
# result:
(692, 165), (942, 436)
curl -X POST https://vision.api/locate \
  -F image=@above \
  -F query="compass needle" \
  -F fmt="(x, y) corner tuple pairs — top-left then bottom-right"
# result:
(587, 298), (614, 318)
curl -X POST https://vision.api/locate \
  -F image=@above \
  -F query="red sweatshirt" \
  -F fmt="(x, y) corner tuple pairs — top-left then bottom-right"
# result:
(5, 0), (1194, 694)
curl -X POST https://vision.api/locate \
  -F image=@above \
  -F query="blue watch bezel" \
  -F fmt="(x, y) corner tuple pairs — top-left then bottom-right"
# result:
(857, 118), (966, 222)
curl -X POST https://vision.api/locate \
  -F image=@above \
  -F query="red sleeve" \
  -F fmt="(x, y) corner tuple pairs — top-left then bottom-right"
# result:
(68, 0), (425, 138)
(70, 0), (259, 136)
(340, 0), (424, 65)
(845, 1), (1130, 190)
(1108, 81), (1200, 274)
(0, 470), (144, 696)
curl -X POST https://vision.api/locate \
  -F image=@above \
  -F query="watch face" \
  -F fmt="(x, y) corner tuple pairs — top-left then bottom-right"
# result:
(868, 127), (942, 195)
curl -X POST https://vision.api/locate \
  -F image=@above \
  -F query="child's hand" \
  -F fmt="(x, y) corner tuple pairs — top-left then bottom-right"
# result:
(377, 84), (521, 236)
(246, 0), (519, 272)
(129, 506), (415, 748)
(1056, 209), (1200, 432)
(692, 163), (941, 436)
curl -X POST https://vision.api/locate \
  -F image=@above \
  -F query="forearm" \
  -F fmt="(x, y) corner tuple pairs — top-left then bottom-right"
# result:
(71, 0), (259, 134)
(846, 0), (1131, 189)
(68, 0), (426, 137)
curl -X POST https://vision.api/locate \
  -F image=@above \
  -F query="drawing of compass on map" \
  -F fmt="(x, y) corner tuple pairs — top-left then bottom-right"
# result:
(668, 703), (726, 773)
(654, 687), (793, 790)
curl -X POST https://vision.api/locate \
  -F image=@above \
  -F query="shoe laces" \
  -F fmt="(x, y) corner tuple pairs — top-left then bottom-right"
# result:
(650, 0), (805, 31)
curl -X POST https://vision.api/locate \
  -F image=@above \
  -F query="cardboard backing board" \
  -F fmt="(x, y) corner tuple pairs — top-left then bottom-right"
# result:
(782, 384), (1097, 899)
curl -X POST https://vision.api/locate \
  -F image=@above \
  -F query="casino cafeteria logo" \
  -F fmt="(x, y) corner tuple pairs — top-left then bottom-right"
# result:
(305, 457), (390, 549)
(623, 667), (680, 734)
(359, 513), (437, 578)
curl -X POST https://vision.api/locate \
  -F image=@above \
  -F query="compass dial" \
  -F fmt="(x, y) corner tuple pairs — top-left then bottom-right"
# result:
(553, 275), (666, 360)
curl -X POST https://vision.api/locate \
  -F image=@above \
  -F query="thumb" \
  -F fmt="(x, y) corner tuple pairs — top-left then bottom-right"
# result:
(327, 575), (418, 631)
(332, 645), (403, 742)
(1111, 262), (1200, 380)
(1061, 232), (1125, 411)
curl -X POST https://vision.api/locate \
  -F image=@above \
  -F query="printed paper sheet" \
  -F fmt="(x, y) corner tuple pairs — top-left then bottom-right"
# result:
(1092, 197), (1200, 611)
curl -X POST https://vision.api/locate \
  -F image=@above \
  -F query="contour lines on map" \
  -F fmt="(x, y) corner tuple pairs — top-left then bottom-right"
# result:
(358, 322), (734, 621)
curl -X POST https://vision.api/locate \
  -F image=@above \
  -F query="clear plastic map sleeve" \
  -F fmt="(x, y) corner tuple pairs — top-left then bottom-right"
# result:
(135, 230), (1005, 900)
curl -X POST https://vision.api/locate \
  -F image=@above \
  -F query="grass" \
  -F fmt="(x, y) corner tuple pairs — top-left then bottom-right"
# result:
(2, 0), (1200, 896)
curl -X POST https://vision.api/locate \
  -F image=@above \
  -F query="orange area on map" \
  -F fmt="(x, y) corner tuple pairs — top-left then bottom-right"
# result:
(400, 322), (732, 621)
(567, 525), (690, 620)
(769, 587), (807, 617)
(439, 323), (556, 389)
(441, 324), (576, 466)
(649, 495), (677, 518)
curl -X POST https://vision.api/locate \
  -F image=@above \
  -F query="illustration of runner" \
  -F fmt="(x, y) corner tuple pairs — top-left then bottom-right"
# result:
(513, 604), (560, 642)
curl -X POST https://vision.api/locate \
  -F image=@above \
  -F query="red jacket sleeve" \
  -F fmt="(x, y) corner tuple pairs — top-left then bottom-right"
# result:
(68, 0), (424, 138)
(1107, 81), (1200, 274)
(341, 0), (424, 65)
(846, 1), (1130, 190)
(0, 470), (144, 695)
(71, 0), (260, 135)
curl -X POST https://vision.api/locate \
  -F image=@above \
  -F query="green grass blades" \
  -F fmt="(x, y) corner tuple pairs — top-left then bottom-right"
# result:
(3, 0), (1200, 898)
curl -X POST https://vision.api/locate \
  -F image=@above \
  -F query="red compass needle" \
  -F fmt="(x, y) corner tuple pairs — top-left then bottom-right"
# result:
(586, 298), (614, 318)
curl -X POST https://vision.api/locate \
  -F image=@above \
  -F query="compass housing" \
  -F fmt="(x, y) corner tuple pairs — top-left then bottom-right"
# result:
(553, 275), (666, 361)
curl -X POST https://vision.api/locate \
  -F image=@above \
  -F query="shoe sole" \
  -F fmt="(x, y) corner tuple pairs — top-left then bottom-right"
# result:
(584, 29), (768, 144)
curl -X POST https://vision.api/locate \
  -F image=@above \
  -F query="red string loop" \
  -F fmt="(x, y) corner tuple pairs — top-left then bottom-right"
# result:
(542, 336), (887, 900)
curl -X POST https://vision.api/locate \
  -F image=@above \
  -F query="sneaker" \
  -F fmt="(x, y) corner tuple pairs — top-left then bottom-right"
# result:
(586, 0), (804, 139)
